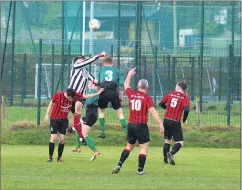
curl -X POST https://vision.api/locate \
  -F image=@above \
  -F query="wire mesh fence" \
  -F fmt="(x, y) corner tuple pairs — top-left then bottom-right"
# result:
(1, 1), (241, 128)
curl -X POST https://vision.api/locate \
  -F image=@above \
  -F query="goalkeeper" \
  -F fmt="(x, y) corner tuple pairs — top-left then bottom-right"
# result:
(97, 56), (127, 138)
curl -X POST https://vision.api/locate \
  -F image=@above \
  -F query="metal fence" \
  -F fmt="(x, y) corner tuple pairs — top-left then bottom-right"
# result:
(1, 1), (241, 128)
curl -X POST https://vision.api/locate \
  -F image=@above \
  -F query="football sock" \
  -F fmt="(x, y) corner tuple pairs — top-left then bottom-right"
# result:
(75, 131), (81, 148)
(118, 149), (130, 167)
(163, 143), (170, 159)
(170, 143), (182, 156)
(138, 154), (146, 172)
(99, 118), (105, 134)
(120, 119), (128, 134)
(84, 136), (97, 151)
(73, 115), (83, 138)
(49, 142), (55, 159)
(58, 143), (65, 158)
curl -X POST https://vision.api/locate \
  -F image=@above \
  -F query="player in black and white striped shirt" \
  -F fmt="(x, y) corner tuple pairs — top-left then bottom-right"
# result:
(69, 52), (106, 148)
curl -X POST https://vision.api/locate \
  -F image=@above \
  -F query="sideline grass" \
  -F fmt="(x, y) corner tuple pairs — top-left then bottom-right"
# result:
(1, 145), (240, 190)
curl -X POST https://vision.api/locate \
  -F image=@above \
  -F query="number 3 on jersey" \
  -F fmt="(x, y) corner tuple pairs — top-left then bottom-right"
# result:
(130, 99), (141, 111)
(170, 98), (178, 108)
(105, 70), (113, 81)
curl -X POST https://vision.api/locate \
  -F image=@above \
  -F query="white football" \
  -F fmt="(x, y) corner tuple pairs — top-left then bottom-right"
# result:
(89, 19), (100, 30)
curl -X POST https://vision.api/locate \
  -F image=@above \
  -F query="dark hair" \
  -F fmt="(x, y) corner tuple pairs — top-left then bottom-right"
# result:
(177, 82), (187, 91)
(73, 56), (85, 64)
(66, 88), (76, 98)
(103, 56), (112, 64)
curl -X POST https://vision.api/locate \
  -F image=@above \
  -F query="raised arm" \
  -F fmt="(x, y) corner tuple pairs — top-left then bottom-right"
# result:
(73, 52), (106, 69)
(149, 107), (164, 134)
(124, 68), (136, 90)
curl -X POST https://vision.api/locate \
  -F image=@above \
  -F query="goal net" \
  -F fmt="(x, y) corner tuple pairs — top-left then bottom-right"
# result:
(35, 63), (70, 99)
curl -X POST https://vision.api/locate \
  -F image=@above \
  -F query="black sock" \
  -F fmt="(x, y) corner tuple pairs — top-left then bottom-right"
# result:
(170, 143), (182, 156)
(118, 149), (130, 167)
(163, 143), (170, 160)
(138, 154), (146, 172)
(49, 142), (55, 159)
(58, 143), (65, 158)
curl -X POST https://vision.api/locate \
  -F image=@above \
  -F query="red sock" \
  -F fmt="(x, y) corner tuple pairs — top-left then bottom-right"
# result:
(73, 115), (83, 138)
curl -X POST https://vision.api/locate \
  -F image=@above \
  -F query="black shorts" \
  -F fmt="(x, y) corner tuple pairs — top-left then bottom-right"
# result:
(50, 118), (69, 135)
(163, 118), (183, 141)
(127, 123), (150, 144)
(82, 105), (98, 127)
(71, 99), (85, 114)
(98, 89), (121, 110)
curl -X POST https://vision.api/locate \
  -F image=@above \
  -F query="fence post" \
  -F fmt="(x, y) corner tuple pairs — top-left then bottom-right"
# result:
(117, 1), (121, 69)
(195, 96), (200, 127)
(218, 57), (222, 101)
(37, 39), (42, 127)
(172, 56), (176, 86)
(236, 57), (240, 100)
(51, 44), (54, 98)
(191, 56), (195, 101)
(89, 54), (92, 71)
(10, 1), (16, 106)
(167, 55), (171, 91)
(227, 45), (233, 126)
(68, 44), (71, 81)
(21, 53), (27, 104)
(143, 56), (147, 79)
(199, 1), (205, 112)
(61, 1), (65, 91)
(153, 46), (158, 107)
(110, 44), (114, 58)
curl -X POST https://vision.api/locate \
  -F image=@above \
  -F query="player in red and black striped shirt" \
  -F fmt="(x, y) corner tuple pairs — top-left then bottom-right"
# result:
(159, 82), (190, 165)
(112, 68), (164, 175)
(44, 88), (103, 162)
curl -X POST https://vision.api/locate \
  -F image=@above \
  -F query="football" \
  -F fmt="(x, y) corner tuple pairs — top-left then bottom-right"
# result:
(89, 19), (100, 30)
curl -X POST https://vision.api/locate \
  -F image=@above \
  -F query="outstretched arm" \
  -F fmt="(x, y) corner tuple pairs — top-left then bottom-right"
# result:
(73, 52), (106, 69)
(83, 88), (104, 99)
(124, 68), (136, 90)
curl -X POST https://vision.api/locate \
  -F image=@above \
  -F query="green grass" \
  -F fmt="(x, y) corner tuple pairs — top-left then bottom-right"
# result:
(1, 145), (240, 190)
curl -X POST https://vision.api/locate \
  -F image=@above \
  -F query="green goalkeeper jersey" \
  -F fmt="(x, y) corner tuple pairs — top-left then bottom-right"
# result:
(98, 66), (124, 90)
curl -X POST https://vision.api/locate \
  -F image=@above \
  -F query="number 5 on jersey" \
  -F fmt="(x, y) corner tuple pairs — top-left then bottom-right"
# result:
(130, 99), (141, 111)
(170, 98), (178, 108)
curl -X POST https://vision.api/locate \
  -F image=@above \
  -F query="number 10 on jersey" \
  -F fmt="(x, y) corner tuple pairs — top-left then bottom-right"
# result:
(130, 99), (141, 111)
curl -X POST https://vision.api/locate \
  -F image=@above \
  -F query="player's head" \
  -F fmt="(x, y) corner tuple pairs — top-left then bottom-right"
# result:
(137, 79), (149, 92)
(72, 56), (86, 65)
(175, 82), (187, 93)
(88, 80), (98, 89)
(103, 56), (113, 66)
(65, 88), (76, 100)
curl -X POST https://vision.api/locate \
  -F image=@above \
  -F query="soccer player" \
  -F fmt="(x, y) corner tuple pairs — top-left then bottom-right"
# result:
(159, 82), (190, 165)
(72, 81), (101, 161)
(97, 56), (127, 138)
(44, 88), (103, 162)
(112, 68), (164, 175)
(69, 52), (106, 144)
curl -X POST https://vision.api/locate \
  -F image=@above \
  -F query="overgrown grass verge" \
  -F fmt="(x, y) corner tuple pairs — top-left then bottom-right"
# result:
(2, 123), (240, 148)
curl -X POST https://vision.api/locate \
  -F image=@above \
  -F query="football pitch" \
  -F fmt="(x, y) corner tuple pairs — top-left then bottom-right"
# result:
(2, 145), (240, 190)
